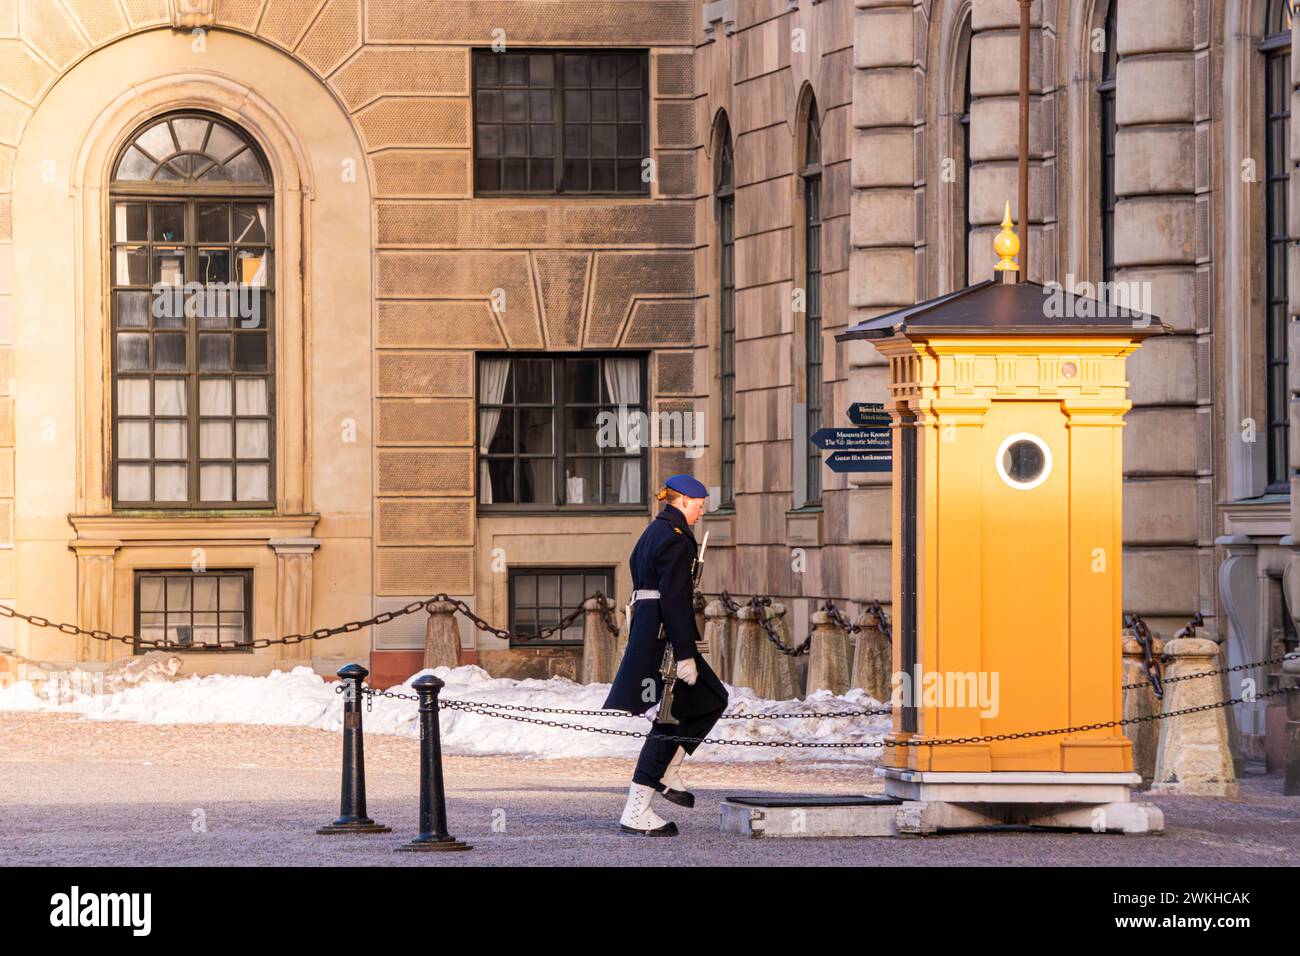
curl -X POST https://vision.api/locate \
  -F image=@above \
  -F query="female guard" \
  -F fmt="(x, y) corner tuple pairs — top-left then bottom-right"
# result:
(602, 474), (729, 835)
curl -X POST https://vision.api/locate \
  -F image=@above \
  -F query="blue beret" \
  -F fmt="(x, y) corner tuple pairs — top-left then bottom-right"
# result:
(665, 474), (708, 498)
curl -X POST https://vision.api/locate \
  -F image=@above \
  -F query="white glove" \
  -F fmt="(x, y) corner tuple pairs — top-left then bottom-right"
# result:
(676, 657), (698, 685)
(644, 701), (660, 721)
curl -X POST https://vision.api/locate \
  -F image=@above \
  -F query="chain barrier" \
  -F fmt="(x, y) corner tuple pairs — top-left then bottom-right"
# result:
(1122, 612), (1165, 697)
(5, 587), (1292, 701)
(0, 588), (611, 652)
(350, 683), (891, 721)
(747, 595), (811, 657)
(0, 597), (436, 652)
(357, 681), (1300, 750)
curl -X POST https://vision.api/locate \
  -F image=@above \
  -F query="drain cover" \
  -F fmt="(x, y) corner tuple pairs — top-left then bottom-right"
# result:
(725, 794), (903, 808)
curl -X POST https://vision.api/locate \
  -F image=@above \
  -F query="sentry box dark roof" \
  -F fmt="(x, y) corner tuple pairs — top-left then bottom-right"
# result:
(835, 278), (1170, 342)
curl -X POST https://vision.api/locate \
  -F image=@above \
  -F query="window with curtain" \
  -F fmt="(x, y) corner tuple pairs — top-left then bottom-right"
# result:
(110, 111), (274, 508)
(801, 101), (823, 506)
(1099, 0), (1118, 288)
(508, 567), (614, 646)
(134, 569), (252, 653)
(472, 49), (649, 195)
(478, 353), (647, 508)
(717, 116), (736, 509)
(1263, 1), (1292, 492)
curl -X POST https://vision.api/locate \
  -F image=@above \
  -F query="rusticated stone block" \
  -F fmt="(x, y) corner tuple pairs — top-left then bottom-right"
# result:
(1116, 55), (1195, 126)
(331, 48), (467, 110)
(376, 547), (474, 596)
(1115, 126), (1196, 196)
(355, 98), (470, 150)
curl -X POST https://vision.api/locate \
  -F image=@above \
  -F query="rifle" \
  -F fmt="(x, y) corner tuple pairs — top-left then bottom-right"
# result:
(655, 530), (708, 726)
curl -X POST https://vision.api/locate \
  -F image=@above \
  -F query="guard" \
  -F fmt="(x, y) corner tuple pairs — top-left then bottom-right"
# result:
(603, 474), (729, 836)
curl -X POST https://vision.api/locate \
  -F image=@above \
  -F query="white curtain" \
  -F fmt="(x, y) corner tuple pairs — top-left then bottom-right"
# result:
(602, 357), (641, 503)
(478, 358), (511, 503)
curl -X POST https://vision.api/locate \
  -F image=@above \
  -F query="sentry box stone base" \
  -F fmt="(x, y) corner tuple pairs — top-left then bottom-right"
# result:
(720, 770), (1165, 838)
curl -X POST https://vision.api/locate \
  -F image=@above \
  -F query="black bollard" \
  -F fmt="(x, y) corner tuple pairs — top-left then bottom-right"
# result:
(396, 674), (472, 852)
(317, 663), (391, 835)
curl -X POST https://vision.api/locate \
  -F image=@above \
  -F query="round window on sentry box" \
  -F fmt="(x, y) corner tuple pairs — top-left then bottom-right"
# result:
(995, 433), (1052, 490)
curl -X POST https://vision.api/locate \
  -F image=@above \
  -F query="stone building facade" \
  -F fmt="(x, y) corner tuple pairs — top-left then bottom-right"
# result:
(0, 0), (1293, 762)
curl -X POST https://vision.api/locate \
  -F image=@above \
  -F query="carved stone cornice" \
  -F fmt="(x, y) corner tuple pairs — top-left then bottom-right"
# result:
(68, 514), (320, 545)
(170, 0), (215, 30)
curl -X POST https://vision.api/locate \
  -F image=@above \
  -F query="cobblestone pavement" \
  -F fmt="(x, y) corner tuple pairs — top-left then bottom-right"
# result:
(1, 713), (1296, 866)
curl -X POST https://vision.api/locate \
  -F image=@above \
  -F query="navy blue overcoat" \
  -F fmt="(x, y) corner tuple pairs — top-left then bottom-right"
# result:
(601, 503), (728, 717)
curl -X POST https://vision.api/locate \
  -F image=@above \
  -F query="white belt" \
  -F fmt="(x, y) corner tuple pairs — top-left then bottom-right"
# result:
(631, 589), (661, 602)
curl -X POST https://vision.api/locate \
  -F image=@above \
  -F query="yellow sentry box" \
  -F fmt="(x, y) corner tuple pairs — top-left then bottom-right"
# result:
(839, 211), (1169, 783)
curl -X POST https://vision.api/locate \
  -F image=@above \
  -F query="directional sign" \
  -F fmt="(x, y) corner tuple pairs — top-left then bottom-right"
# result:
(811, 427), (891, 451)
(847, 402), (892, 427)
(826, 451), (893, 473)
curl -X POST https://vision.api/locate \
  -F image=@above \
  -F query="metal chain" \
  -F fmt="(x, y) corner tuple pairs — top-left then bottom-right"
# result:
(1123, 612), (1165, 697)
(0, 597), (435, 652)
(433, 594), (587, 644)
(748, 595), (811, 657)
(1121, 651), (1299, 691)
(594, 591), (622, 638)
(353, 685), (891, 720)
(415, 682), (1300, 749)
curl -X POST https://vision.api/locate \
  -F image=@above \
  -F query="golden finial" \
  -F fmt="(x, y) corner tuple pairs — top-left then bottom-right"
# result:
(993, 200), (1020, 280)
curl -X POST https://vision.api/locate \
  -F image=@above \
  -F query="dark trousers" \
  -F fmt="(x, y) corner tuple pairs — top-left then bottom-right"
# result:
(632, 696), (727, 788)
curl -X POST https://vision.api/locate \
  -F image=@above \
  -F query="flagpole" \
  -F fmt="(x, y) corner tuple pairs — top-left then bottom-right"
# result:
(1018, 0), (1031, 278)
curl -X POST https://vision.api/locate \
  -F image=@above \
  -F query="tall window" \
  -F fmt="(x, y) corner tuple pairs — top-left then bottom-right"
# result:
(473, 50), (649, 195)
(1099, 0), (1118, 287)
(478, 353), (647, 508)
(1263, 1), (1292, 492)
(717, 116), (736, 509)
(959, 29), (973, 286)
(110, 111), (274, 508)
(801, 102), (823, 505)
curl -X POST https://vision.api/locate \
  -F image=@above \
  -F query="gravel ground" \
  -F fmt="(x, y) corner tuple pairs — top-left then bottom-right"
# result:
(1, 712), (1297, 866)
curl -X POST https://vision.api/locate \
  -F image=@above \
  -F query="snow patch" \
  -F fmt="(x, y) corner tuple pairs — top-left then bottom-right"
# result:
(0, 664), (889, 764)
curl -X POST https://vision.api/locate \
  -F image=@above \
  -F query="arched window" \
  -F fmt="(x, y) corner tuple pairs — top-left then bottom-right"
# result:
(801, 100), (823, 505)
(716, 115), (736, 509)
(1099, 0), (1118, 287)
(110, 111), (274, 507)
(1262, 1), (1292, 492)
(959, 25), (973, 285)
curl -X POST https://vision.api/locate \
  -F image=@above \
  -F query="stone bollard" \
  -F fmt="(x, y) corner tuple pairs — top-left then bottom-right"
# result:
(317, 663), (391, 834)
(805, 609), (851, 697)
(1121, 626), (1163, 788)
(423, 600), (463, 672)
(580, 595), (618, 684)
(703, 599), (733, 683)
(733, 603), (772, 698)
(850, 604), (892, 705)
(1151, 637), (1239, 797)
(762, 604), (800, 702)
(1285, 649), (1300, 795)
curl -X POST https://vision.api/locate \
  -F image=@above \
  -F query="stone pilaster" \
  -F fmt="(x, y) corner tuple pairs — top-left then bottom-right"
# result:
(1114, 0), (1208, 638)
(71, 541), (119, 663)
(847, 0), (919, 610)
(270, 538), (319, 666)
(968, 0), (1051, 281)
